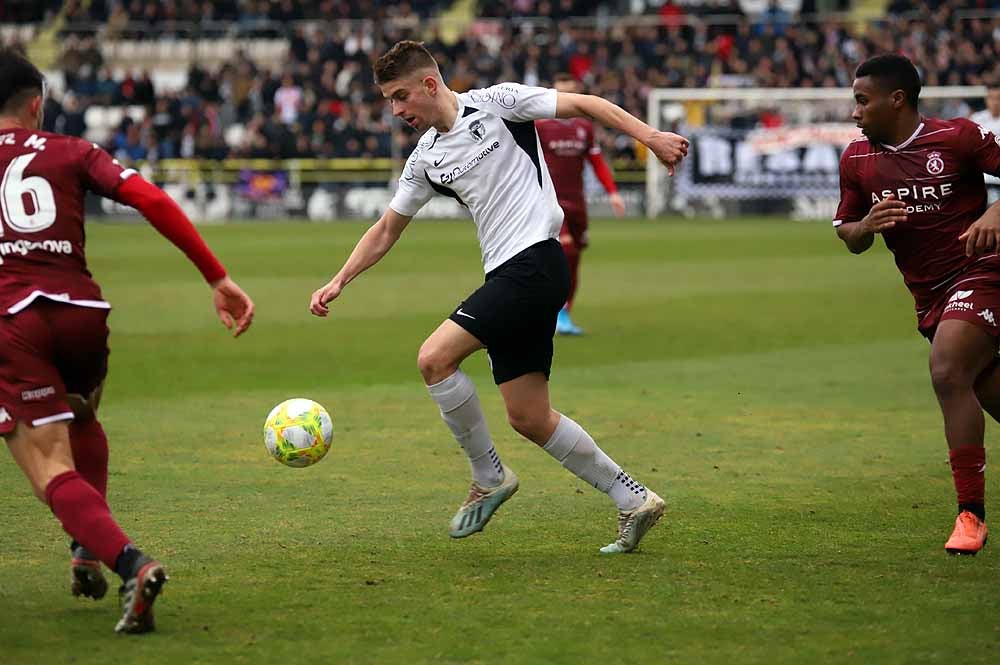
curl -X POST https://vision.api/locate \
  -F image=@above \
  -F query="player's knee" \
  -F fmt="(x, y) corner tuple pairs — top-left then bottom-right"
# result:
(930, 357), (975, 397)
(506, 411), (535, 439)
(417, 343), (457, 385)
(506, 407), (546, 442)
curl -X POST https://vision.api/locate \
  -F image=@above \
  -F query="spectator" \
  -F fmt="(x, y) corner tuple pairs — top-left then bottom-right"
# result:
(274, 74), (303, 125)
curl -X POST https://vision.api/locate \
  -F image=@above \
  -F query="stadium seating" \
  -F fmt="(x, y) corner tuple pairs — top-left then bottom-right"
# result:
(1, 1), (996, 165)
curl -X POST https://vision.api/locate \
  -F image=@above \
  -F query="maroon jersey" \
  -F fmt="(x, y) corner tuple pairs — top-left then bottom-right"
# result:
(835, 117), (1000, 311)
(536, 117), (600, 212)
(0, 128), (136, 315)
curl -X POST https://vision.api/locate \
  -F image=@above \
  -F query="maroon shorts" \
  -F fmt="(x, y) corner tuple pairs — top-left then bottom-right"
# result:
(0, 301), (109, 434)
(917, 263), (1000, 341)
(559, 207), (589, 249)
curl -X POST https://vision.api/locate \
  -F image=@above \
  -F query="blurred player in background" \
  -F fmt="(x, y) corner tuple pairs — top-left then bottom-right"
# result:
(0, 49), (255, 633)
(834, 54), (1000, 555)
(536, 73), (625, 336)
(311, 41), (688, 553)
(970, 84), (1000, 204)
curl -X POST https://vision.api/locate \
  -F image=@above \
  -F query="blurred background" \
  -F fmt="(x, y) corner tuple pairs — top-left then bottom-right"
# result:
(1, 0), (998, 222)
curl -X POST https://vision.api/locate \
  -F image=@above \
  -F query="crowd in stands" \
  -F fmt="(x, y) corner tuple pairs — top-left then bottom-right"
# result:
(5, 0), (999, 165)
(60, 0), (450, 32)
(0, 1), (62, 24)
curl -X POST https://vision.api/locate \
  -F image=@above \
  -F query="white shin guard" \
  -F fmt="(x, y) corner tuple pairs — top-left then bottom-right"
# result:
(542, 414), (619, 492)
(427, 370), (503, 486)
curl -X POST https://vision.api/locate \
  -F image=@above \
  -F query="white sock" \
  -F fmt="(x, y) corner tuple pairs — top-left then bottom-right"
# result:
(543, 413), (646, 512)
(427, 370), (504, 487)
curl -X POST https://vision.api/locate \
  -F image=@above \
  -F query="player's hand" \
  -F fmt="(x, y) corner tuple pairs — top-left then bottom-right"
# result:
(310, 279), (343, 317)
(861, 194), (907, 235)
(211, 276), (254, 338)
(609, 192), (625, 218)
(645, 131), (689, 177)
(959, 212), (1000, 256)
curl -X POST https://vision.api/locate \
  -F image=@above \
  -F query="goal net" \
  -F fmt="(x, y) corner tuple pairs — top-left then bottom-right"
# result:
(645, 86), (988, 220)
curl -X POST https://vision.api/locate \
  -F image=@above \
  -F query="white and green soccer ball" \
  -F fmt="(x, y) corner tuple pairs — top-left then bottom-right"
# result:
(263, 398), (333, 468)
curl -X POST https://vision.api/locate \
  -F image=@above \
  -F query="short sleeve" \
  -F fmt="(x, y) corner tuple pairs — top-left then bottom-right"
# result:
(79, 142), (138, 200)
(833, 147), (867, 228)
(388, 147), (434, 217)
(462, 83), (558, 122)
(957, 118), (1000, 178)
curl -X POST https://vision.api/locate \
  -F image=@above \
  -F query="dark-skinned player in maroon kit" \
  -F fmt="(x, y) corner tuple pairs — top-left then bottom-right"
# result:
(835, 54), (1000, 555)
(0, 49), (255, 632)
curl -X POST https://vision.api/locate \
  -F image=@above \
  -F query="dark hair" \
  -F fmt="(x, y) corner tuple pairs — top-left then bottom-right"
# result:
(855, 54), (921, 108)
(0, 48), (45, 114)
(373, 40), (438, 85)
(553, 72), (577, 83)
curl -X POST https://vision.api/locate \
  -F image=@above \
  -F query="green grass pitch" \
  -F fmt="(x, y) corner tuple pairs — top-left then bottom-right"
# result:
(1, 218), (998, 664)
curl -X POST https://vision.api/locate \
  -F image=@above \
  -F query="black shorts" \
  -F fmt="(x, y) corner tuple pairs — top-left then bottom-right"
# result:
(449, 239), (570, 384)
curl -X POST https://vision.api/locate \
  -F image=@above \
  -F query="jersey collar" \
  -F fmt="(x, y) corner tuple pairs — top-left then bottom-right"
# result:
(881, 119), (925, 152)
(438, 91), (465, 134)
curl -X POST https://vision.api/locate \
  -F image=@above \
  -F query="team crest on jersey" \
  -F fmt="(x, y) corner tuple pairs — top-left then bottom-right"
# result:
(469, 120), (486, 143)
(926, 151), (944, 175)
(576, 127), (586, 140)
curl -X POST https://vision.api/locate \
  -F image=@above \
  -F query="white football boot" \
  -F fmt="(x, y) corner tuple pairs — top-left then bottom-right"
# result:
(600, 489), (666, 553)
(449, 465), (519, 538)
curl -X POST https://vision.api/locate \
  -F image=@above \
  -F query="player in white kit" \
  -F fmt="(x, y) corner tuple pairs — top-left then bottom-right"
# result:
(309, 41), (688, 553)
(971, 84), (1000, 203)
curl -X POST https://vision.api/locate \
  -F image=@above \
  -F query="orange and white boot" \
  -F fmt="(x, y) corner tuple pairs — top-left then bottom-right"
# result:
(944, 511), (988, 555)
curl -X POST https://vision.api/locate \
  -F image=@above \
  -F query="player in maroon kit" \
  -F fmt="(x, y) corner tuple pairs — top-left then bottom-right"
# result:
(0, 50), (255, 631)
(536, 74), (625, 336)
(835, 54), (1000, 554)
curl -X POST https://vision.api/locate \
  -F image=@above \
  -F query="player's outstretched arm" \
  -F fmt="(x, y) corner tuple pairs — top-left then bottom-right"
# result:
(310, 207), (413, 317)
(836, 194), (907, 254)
(115, 177), (254, 337)
(959, 201), (1000, 256)
(556, 93), (689, 175)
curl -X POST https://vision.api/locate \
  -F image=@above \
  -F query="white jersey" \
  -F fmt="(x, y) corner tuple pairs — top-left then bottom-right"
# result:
(389, 83), (564, 273)
(971, 110), (1000, 185)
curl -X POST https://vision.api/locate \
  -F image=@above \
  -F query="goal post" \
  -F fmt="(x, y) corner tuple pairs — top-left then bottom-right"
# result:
(646, 86), (988, 220)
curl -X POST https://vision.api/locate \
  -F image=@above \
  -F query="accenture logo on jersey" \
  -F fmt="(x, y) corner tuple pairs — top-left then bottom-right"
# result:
(870, 183), (954, 214)
(440, 140), (501, 185)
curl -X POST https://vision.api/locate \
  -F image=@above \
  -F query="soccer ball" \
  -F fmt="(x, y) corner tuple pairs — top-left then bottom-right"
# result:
(263, 398), (333, 468)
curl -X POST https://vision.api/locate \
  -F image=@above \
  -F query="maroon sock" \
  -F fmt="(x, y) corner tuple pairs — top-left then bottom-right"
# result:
(70, 419), (108, 498)
(949, 445), (986, 515)
(45, 470), (130, 569)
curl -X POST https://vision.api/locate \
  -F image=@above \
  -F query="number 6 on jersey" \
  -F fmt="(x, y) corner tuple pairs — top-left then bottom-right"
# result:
(0, 152), (56, 234)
